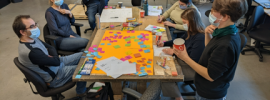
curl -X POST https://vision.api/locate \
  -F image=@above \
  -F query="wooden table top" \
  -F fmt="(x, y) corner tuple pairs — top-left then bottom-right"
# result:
(72, 7), (184, 82)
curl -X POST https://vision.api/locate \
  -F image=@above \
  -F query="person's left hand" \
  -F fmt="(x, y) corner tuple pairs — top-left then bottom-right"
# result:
(164, 21), (175, 27)
(59, 9), (71, 15)
(173, 46), (189, 61)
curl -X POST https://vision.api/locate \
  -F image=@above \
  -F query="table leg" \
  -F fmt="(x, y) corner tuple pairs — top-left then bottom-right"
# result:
(137, 81), (147, 94)
(111, 81), (122, 95)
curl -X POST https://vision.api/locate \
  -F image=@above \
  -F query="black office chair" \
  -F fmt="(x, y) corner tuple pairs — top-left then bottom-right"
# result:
(13, 57), (76, 100)
(237, 0), (256, 33)
(43, 23), (83, 56)
(123, 80), (161, 100)
(241, 6), (270, 62)
(132, 0), (142, 6)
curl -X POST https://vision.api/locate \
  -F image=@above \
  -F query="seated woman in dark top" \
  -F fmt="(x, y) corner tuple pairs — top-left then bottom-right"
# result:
(46, 0), (89, 52)
(157, 8), (205, 100)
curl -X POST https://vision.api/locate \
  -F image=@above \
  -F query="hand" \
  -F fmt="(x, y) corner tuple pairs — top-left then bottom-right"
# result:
(162, 48), (174, 55)
(59, 9), (71, 15)
(173, 47), (189, 61)
(157, 41), (164, 47)
(70, 35), (75, 38)
(164, 21), (175, 27)
(157, 16), (164, 23)
(205, 25), (217, 34)
(48, 55), (53, 57)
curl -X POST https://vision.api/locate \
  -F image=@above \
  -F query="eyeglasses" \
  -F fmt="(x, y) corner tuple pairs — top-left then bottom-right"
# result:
(25, 23), (39, 30)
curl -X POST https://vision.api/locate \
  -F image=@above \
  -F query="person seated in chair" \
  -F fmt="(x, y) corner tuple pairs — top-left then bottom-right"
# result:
(46, 0), (89, 52)
(157, 8), (205, 100)
(157, 0), (200, 40)
(172, 0), (248, 99)
(13, 15), (87, 98)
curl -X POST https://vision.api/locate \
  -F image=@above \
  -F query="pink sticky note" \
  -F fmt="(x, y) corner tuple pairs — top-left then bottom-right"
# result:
(127, 31), (130, 33)
(114, 40), (117, 42)
(90, 50), (95, 52)
(118, 37), (122, 39)
(131, 30), (135, 33)
(125, 55), (132, 59)
(146, 39), (149, 40)
(120, 58), (126, 61)
(127, 41), (131, 44)
(110, 41), (113, 43)
(110, 36), (113, 38)
(108, 39), (111, 40)
(93, 45), (97, 48)
(153, 26), (157, 28)
(119, 35), (123, 37)
(141, 33), (144, 35)
(97, 48), (102, 51)
(105, 37), (109, 38)
(113, 37), (116, 39)
(139, 49), (143, 52)
(109, 32), (113, 33)
(141, 40), (145, 42)
(145, 34), (149, 36)
(103, 39), (106, 41)
(127, 36), (130, 38)
(117, 32), (121, 34)
(123, 37), (127, 39)
(100, 51), (105, 53)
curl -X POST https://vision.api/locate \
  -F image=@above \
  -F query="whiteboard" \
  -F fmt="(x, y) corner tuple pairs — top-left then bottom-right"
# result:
(100, 8), (133, 22)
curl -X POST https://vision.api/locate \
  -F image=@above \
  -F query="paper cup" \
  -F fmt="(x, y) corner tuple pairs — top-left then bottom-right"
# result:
(118, 2), (123, 8)
(140, 10), (145, 18)
(155, 32), (162, 44)
(173, 38), (185, 51)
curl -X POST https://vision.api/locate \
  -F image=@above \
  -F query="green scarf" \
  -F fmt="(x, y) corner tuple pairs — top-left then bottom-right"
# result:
(212, 24), (238, 37)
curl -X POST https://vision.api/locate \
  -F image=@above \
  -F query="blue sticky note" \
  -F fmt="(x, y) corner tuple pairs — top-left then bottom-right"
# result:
(94, 52), (98, 56)
(135, 72), (138, 75)
(137, 35), (143, 38)
(97, 55), (102, 59)
(138, 41), (144, 45)
(95, 68), (100, 70)
(93, 48), (97, 50)
(139, 73), (147, 77)
(84, 51), (89, 53)
(86, 54), (91, 56)
(133, 62), (137, 64)
(144, 49), (150, 53)
(140, 70), (145, 72)
(147, 65), (151, 68)
(88, 58), (93, 60)
(101, 43), (105, 45)
(147, 61), (152, 64)
(75, 75), (82, 79)
(107, 43), (111, 45)
(142, 72), (148, 75)
(140, 67), (145, 70)
(114, 34), (118, 36)
(140, 45), (146, 48)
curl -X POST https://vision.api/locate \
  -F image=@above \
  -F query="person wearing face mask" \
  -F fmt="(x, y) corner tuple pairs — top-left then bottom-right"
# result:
(157, 0), (200, 40)
(13, 15), (87, 99)
(158, 8), (205, 100)
(46, 0), (89, 52)
(173, 0), (248, 100)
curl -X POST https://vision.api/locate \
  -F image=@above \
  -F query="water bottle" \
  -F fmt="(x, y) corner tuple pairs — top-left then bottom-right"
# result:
(95, 13), (100, 29)
(143, 0), (148, 16)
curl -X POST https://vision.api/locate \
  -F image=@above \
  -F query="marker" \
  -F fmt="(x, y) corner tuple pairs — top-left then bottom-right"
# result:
(110, 17), (119, 18)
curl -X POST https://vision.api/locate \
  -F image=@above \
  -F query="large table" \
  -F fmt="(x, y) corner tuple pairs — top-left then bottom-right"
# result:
(72, 7), (184, 99)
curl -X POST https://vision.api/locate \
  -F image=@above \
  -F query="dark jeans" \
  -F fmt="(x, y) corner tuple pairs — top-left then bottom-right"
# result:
(59, 34), (89, 51)
(86, 2), (102, 30)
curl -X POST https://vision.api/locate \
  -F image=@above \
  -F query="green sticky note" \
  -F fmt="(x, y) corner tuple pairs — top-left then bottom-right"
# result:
(156, 30), (161, 32)
(125, 43), (131, 47)
(125, 38), (131, 41)
(114, 45), (121, 49)
(146, 45), (150, 48)
(134, 39), (140, 42)
(131, 36), (135, 39)
(92, 86), (101, 90)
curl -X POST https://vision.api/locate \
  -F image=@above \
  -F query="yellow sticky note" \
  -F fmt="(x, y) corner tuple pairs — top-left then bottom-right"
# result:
(145, 36), (149, 39)
(159, 28), (165, 32)
(126, 51), (132, 55)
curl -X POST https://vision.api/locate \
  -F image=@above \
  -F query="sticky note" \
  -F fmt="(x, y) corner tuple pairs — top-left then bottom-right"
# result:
(114, 40), (117, 42)
(137, 60), (142, 63)
(107, 43), (111, 45)
(135, 72), (138, 75)
(93, 45), (97, 48)
(117, 32), (121, 34)
(145, 34), (149, 36)
(125, 44), (131, 47)
(148, 59), (152, 61)
(95, 68), (100, 71)
(147, 65), (151, 68)
(139, 73), (147, 77)
(129, 61), (133, 63)
(75, 75), (82, 79)
(147, 70), (152, 73)
(140, 45), (146, 48)
(125, 55), (132, 59)
(153, 26), (157, 28)
(88, 58), (93, 60)
(114, 34), (118, 36)
(145, 36), (149, 39)
(126, 51), (132, 55)
(146, 45), (150, 48)
(142, 64), (147, 66)
(140, 70), (145, 72)
(138, 42), (144, 45)
(84, 51), (89, 53)
(134, 53), (141, 58)
(127, 41), (131, 44)
(97, 55), (102, 59)
(134, 39), (140, 42)
(131, 36), (135, 39)
(101, 43), (105, 45)
(86, 54), (91, 56)
(141, 58), (146, 60)
(172, 71), (178, 76)
(138, 49), (143, 52)
(120, 58), (126, 61)
(100, 51), (105, 53)
(140, 67), (145, 69)
(131, 30), (135, 33)
(144, 49), (150, 53)
(113, 45), (120, 49)
(109, 32), (113, 33)
(147, 61), (152, 64)
(137, 35), (143, 38)
(127, 31), (130, 33)
(93, 48), (97, 50)
(97, 48), (102, 51)
(159, 28), (165, 31)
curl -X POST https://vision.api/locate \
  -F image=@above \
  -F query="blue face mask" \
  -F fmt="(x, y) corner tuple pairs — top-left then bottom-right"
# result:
(29, 27), (40, 39)
(183, 24), (188, 31)
(54, 0), (64, 6)
(209, 12), (222, 27)
(179, 3), (189, 10)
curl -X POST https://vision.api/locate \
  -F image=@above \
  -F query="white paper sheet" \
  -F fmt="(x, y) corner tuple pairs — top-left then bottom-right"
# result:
(100, 8), (133, 22)
(153, 45), (171, 56)
(148, 5), (162, 16)
(96, 56), (123, 74)
(145, 25), (166, 31)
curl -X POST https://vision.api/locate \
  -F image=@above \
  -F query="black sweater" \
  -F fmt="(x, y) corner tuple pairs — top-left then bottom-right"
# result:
(195, 33), (241, 99)
(164, 33), (205, 62)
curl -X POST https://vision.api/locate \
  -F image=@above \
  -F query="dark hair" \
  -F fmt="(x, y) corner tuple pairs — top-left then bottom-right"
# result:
(12, 15), (31, 38)
(212, 0), (248, 22)
(179, 0), (192, 4)
(181, 8), (205, 40)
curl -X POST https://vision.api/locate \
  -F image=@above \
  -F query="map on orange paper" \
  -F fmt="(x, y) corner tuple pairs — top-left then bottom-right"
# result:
(91, 30), (154, 75)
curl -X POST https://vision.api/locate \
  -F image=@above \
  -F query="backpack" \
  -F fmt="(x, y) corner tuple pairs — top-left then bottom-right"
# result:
(86, 82), (114, 100)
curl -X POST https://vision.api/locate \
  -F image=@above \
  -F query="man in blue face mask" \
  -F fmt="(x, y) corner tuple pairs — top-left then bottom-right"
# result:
(13, 15), (87, 98)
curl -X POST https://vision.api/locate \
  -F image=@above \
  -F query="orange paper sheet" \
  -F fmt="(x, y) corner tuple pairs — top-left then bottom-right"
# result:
(91, 30), (154, 75)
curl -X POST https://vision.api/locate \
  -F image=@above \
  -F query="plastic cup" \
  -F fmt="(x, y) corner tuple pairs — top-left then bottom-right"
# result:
(118, 2), (123, 8)
(173, 38), (185, 51)
(140, 10), (145, 18)
(155, 32), (162, 44)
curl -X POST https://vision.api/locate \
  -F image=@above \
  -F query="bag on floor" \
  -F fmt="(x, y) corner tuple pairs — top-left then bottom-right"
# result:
(86, 82), (114, 100)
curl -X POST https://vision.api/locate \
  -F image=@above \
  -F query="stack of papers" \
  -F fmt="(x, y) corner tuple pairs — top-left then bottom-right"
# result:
(100, 8), (133, 22)
(148, 5), (163, 16)
(96, 57), (136, 78)
(153, 45), (171, 56)
(145, 25), (166, 32)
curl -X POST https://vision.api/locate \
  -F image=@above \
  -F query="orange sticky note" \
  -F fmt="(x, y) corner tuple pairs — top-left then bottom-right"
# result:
(172, 71), (178, 76)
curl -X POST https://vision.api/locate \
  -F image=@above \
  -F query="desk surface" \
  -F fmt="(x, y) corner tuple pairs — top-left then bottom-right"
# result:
(72, 7), (184, 82)
(253, 0), (270, 16)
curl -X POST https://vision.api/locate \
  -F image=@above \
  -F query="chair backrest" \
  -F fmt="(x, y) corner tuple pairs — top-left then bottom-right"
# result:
(132, 0), (142, 6)
(139, 80), (161, 100)
(239, 33), (247, 50)
(43, 24), (51, 45)
(247, 6), (266, 31)
(13, 57), (49, 96)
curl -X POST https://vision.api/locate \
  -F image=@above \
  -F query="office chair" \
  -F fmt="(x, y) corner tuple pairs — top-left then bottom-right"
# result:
(241, 6), (270, 62)
(0, 0), (10, 9)
(237, 0), (256, 33)
(14, 57), (76, 100)
(43, 23), (83, 56)
(123, 80), (161, 100)
(132, 0), (143, 6)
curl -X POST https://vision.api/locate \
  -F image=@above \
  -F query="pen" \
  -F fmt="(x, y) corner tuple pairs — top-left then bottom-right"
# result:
(77, 60), (87, 75)
(110, 17), (119, 18)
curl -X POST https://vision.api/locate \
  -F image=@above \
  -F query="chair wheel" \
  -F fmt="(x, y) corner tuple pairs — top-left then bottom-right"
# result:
(241, 51), (245, 55)
(259, 58), (263, 62)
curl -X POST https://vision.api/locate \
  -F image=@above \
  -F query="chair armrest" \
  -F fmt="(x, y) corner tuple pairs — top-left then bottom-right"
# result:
(122, 88), (142, 99)
(71, 23), (83, 27)
(173, 30), (186, 34)
(45, 35), (60, 40)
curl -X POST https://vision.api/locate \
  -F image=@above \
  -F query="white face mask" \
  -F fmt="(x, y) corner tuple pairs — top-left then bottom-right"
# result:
(209, 12), (223, 27)
(183, 24), (188, 31)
